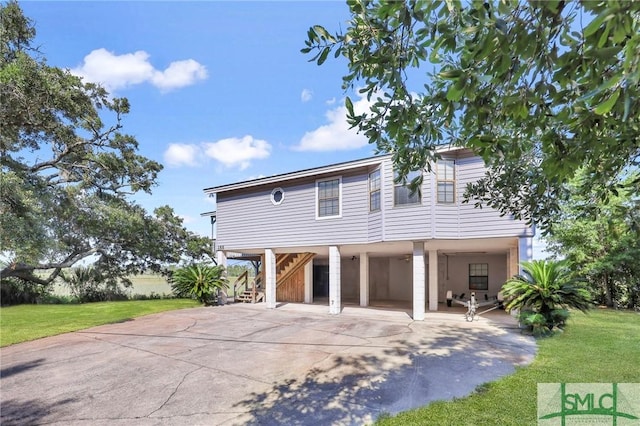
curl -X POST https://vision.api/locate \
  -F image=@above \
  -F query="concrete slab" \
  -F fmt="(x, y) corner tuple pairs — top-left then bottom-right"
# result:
(0, 303), (535, 425)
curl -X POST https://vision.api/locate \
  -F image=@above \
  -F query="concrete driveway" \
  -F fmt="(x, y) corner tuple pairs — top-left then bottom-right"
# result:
(0, 303), (535, 425)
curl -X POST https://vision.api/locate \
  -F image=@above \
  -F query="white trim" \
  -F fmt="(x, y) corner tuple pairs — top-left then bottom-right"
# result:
(368, 167), (381, 212)
(436, 159), (456, 204)
(205, 155), (387, 194)
(270, 187), (285, 206)
(315, 176), (342, 220)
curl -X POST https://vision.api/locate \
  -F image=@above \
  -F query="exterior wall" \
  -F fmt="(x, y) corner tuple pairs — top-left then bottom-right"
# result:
(389, 257), (412, 301)
(341, 259), (359, 301)
(440, 254), (507, 300)
(381, 161), (432, 241)
(369, 258), (390, 300)
(213, 151), (532, 252)
(455, 156), (531, 238)
(216, 169), (372, 251)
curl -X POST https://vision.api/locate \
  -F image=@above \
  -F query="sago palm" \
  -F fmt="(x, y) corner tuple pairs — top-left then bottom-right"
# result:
(501, 260), (591, 334)
(170, 264), (229, 305)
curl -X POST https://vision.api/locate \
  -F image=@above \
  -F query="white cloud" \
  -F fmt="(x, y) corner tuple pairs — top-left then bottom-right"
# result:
(71, 48), (207, 92)
(204, 135), (271, 170)
(151, 59), (208, 92)
(178, 214), (196, 224)
(325, 97), (336, 105)
(164, 143), (201, 167)
(294, 93), (373, 152)
(301, 88), (313, 102)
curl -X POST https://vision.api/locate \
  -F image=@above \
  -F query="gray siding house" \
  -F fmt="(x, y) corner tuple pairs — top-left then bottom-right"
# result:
(204, 147), (534, 320)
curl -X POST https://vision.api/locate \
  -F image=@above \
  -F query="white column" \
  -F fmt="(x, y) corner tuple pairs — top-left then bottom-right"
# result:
(216, 250), (227, 269)
(428, 249), (438, 311)
(412, 242), (425, 321)
(265, 249), (276, 309)
(519, 236), (533, 272)
(304, 260), (313, 304)
(329, 246), (341, 315)
(359, 252), (369, 307)
(509, 246), (519, 278)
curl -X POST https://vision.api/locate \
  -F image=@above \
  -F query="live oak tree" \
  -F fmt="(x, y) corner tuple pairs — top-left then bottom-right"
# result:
(303, 0), (640, 230)
(0, 2), (211, 288)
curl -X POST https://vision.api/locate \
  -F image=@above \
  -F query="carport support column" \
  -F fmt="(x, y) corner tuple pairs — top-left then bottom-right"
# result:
(509, 247), (519, 279)
(412, 242), (425, 321)
(216, 250), (227, 270)
(359, 252), (369, 307)
(265, 249), (276, 309)
(329, 246), (341, 315)
(304, 260), (313, 304)
(428, 249), (438, 311)
(519, 237), (533, 273)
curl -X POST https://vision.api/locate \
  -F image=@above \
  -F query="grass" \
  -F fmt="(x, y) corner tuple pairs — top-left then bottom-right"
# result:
(0, 299), (200, 347)
(377, 309), (640, 425)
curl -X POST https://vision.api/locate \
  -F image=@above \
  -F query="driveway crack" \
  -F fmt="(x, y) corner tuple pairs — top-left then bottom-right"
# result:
(146, 366), (203, 418)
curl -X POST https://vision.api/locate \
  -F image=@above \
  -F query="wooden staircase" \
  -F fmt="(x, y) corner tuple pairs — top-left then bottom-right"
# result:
(232, 253), (314, 303)
(232, 272), (264, 303)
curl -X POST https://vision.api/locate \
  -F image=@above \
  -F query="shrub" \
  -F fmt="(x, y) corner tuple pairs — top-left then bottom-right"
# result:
(0, 277), (51, 306)
(501, 259), (591, 335)
(169, 264), (229, 305)
(60, 266), (129, 303)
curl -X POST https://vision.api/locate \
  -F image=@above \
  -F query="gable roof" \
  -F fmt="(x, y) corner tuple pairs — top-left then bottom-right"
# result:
(203, 154), (390, 195)
(203, 145), (469, 195)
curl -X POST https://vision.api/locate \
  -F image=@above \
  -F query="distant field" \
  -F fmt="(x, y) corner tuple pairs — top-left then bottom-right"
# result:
(52, 274), (245, 297)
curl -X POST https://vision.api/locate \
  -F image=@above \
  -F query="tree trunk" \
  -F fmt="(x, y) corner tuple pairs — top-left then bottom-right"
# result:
(603, 272), (614, 307)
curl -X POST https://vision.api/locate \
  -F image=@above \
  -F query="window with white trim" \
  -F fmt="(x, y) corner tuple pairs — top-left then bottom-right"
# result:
(437, 160), (455, 203)
(469, 263), (488, 290)
(316, 177), (341, 218)
(270, 187), (284, 205)
(394, 169), (421, 206)
(369, 169), (381, 212)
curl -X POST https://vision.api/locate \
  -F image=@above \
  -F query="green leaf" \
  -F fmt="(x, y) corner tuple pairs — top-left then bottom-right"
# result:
(583, 12), (608, 38)
(345, 96), (354, 117)
(594, 88), (620, 115)
(317, 47), (330, 65)
(446, 83), (464, 101)
(438, 69), (462, 79)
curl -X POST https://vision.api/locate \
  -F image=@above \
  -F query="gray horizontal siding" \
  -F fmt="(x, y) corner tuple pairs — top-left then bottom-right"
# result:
(456, 156), (531, 237)
(214, 152), (532, 251)
(216, 170), (371, 250)
(381, 159), (432, 241)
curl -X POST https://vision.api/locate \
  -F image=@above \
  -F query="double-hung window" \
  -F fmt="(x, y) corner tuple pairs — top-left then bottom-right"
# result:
(316, 177), (341, 218)
(469, 263), (489, 290)
(437, 160), (455, 203)
(369, 169), (381, 212)
(394, 169), (421, 206)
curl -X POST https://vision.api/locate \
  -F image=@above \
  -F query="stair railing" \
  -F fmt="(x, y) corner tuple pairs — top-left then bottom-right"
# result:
(232, 270), (249, 301)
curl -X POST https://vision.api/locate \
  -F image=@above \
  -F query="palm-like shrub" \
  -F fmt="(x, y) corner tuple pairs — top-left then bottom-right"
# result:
(169, 264), (228, 305)
(501, 260), (591, 335)
(60, 266), (128, 303)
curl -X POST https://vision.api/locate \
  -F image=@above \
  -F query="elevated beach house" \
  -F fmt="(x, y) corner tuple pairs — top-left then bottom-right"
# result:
(203, 147), (533, 320)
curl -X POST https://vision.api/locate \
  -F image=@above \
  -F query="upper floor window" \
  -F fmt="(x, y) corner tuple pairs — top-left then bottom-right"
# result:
(469, 263), (488, 290)
(270, 187), (285, 205)
(369, 169), (381, 212)
(437, 160), (455, 203)
(316, 177), (341, 218)
(394, 169), (421, 206)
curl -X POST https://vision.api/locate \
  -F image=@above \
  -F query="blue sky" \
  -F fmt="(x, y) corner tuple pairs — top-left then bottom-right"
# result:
(22, 1), (380, 238)
(21, 1), (548, 257)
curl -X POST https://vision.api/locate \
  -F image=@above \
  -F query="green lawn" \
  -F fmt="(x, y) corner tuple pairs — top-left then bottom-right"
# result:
(0, 299), (200, 347)
(377, 309), (640, 425)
